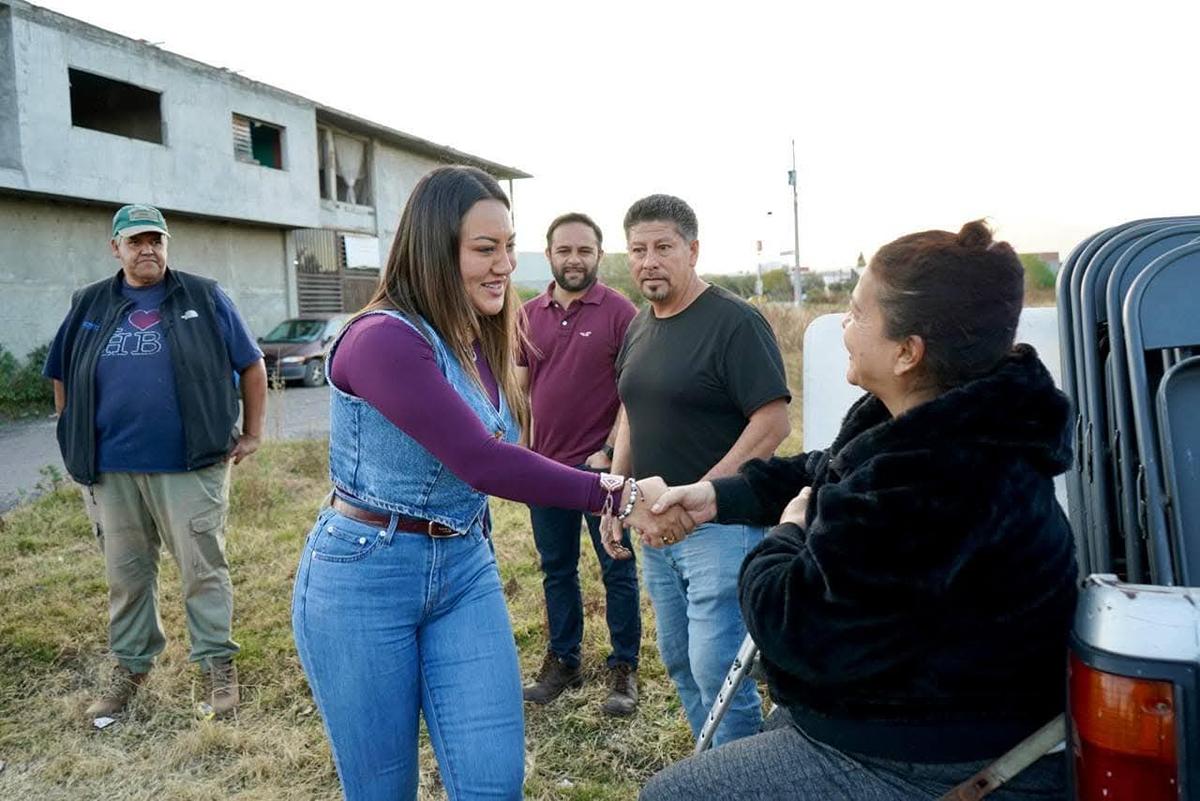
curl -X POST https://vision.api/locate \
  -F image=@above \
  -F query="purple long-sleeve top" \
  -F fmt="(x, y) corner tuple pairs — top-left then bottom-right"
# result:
(330, 314), (611, 513)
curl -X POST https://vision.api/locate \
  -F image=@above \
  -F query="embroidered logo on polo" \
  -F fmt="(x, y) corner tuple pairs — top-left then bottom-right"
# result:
(103, 309), (164, 357)
(579, 331), (593, 337)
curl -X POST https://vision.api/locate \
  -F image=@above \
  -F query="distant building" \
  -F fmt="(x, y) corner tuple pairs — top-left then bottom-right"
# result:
(0, 1), (529, 357)
(817, 268), (858, 288)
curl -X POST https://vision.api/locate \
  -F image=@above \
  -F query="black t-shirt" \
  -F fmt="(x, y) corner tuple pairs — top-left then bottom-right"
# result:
(616, 285), (790, 485)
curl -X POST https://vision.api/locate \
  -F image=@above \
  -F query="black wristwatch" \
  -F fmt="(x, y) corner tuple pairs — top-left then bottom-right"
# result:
(602, 444), (615, 460)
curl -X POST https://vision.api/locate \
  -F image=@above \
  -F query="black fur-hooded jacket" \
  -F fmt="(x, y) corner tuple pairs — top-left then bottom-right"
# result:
(712, 344), (1078, 763)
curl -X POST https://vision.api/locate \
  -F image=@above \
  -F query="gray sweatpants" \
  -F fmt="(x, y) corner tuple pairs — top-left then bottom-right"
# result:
(640, 709), (1066, 801)
(83, 463), (239, 673)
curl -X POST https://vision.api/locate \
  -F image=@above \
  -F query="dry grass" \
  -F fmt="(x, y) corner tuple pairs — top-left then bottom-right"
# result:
(758, 301), (842, 453)
(1025, 286), (1057, 308)
(0, 447), (717, 800)
(0, 441), (341, 801)
(0, 311), (833, 801)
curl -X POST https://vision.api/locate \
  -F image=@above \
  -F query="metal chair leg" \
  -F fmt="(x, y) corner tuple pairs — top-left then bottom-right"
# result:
(695, 634), (759, 753)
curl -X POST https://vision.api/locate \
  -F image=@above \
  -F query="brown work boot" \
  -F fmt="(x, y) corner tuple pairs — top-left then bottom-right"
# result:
(200, 658), (239, 718)
(522, 652), (582, 704)
(601, 662), (638, 717)
(86, 663), (148, 718)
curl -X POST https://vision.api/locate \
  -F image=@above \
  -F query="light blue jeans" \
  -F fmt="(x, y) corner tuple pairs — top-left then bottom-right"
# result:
(640, 522), (765, 746)
(291, 508), (524, 801)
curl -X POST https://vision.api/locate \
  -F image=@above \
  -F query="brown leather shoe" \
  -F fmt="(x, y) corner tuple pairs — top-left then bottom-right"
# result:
(201, 658), (239, 718)
(522, 652), (582, 704)
(601, 662), (638, 717)
(86, 663), (148, 718)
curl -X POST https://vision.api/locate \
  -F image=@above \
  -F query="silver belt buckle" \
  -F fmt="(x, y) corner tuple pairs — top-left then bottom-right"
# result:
(427, 520), (458, 538)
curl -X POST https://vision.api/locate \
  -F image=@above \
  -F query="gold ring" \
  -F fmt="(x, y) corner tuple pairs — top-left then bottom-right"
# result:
(663, 535), (675, 545)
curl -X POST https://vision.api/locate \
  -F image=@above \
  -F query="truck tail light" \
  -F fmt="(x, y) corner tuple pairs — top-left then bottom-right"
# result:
(1070, 652), (1179, 800)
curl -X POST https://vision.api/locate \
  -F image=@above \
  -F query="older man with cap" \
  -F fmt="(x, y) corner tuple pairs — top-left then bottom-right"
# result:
(44, 204), (267, 720)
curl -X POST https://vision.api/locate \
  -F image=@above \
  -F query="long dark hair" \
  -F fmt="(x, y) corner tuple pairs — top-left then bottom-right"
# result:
(870, 220), (1023, 389)
(363, 165), (529, 432)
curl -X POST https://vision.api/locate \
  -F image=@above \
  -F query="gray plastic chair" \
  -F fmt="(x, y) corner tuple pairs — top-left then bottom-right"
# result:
(1123, 241), (1200, 585)
(1072, 221), (1177, 573)
(1061, 220), (1174, 572)
(1057, 231), (1109, 575)
(1104, 224), (1200, 582)
(1074, 219), (1200, 580)
(1156, 355), (1200, 585)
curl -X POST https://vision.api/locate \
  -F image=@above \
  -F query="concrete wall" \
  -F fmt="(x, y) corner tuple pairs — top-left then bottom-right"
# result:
(371, 142), (446, 264)
(2, 4), (322, 228)
(317, 199), (376, 237)
(0, 194), (288, 358)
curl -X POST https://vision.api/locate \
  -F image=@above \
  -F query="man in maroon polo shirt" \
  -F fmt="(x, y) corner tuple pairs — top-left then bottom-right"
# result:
(518, 212), (641, 716)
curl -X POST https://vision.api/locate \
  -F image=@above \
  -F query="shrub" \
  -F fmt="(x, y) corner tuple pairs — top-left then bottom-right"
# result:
(0, 342), (54, 416)
(1020, 254), (1056, 291)
(599, 252), (643, 305)
(761, 268), (794, 302)
(704, 272), (757, 298)
(1019, 254), (1057, 307)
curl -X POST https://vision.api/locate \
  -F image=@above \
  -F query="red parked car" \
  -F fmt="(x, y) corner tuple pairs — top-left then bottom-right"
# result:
(259, 314), (349, 387)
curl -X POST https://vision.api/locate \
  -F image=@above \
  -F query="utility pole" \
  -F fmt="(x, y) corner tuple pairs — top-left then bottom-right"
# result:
(788, 139), (802, 306)
(755, 238), (764, 297)
(756, 210), (772, 297)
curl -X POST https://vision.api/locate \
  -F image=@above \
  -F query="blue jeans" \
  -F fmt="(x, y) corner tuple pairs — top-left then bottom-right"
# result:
(529, 501), (641, 669)
(291, 508), (524, 801)
(640, 522), (764, 746)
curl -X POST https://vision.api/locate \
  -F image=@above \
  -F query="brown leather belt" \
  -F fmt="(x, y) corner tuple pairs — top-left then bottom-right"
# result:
(330, 497), (460, 538)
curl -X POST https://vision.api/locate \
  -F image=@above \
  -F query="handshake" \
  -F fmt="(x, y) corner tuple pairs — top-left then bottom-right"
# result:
(599, 477), (815, 560)
(598, 477), (715, 561)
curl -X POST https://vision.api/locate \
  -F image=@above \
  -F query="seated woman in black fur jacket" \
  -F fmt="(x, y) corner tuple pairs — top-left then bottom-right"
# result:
(640, 221), (1077, 801)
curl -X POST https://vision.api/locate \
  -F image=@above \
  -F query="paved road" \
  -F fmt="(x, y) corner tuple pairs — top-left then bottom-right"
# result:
(0, 386), (330, 512)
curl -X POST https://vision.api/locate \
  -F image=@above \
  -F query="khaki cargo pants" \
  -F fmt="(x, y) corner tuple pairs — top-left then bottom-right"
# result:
(84, 462), (239, 674)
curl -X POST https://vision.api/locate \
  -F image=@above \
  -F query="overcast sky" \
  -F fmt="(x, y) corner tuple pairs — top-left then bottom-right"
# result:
(35, 0), (1200, 273)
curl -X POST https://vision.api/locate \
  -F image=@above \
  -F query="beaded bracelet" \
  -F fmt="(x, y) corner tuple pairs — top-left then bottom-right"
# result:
(616, 478), (640, 521)
(598, 472), (626, 519)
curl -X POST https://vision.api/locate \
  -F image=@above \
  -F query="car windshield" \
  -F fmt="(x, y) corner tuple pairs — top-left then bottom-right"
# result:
(262, 319), (326, 343)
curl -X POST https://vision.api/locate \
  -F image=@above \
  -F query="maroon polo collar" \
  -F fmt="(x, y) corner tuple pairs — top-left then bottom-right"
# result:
(538, 279), (606, 309)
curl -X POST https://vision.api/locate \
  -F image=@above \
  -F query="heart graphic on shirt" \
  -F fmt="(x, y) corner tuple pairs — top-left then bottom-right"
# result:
(129, 309), (162, 331)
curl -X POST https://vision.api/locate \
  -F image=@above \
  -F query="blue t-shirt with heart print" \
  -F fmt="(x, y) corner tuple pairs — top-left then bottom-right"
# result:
(45, 277), (262, 472)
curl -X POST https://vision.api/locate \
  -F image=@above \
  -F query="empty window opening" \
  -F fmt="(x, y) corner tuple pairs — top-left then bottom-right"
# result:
(68, 68), (163, 144)
(233, 114), (284, 169)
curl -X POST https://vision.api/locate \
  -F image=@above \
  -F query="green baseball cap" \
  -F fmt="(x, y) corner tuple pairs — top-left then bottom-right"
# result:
(111, 204), (170, 239)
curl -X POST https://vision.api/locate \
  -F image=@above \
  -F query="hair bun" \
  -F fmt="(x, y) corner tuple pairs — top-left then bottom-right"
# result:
(956, 219), (993, 250)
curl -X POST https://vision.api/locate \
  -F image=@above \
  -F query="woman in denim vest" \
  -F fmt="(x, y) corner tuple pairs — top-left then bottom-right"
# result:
(291, 165), (690, 801)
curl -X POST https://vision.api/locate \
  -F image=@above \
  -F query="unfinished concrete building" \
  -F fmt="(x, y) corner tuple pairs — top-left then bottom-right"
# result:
(0, 1), (529, 359)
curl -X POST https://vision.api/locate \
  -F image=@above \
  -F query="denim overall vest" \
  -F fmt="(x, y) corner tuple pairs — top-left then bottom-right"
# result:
(327, 310), (519, 534)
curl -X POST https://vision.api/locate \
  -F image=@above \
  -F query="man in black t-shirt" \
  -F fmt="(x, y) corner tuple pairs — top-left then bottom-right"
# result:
(611, 194), (791, 746)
